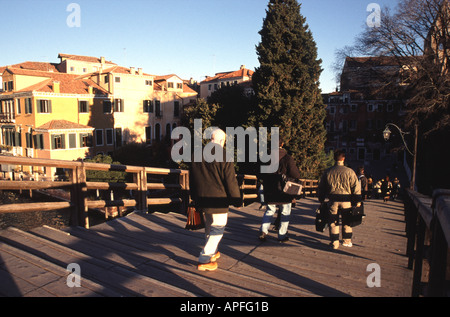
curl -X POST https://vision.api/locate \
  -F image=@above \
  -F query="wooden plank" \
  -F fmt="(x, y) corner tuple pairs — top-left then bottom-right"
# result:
(0, 242), (120, 297)
(0, 194), (413, 297)
(0, 227), (196, 297)
(0, 201), (72, 214)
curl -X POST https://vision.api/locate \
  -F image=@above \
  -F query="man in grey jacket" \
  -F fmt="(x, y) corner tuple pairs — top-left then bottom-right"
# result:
(318, 150), (361, 249)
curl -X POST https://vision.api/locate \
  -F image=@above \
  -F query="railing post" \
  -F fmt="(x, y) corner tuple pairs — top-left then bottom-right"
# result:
(427, 217), (448, 296)
(137, 167), (148, 212)
(71, 163), (89, 228)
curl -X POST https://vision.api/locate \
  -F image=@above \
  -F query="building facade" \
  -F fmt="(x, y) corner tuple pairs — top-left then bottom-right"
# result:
(0, 53), (198, 178)
(199, 65), (254, 99)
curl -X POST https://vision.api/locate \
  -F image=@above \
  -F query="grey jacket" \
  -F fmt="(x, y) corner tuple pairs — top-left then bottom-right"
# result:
(318, 162), (361, 203)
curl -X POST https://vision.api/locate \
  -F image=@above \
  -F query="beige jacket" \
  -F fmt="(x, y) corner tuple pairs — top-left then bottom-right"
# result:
(318, 161), (361, 202)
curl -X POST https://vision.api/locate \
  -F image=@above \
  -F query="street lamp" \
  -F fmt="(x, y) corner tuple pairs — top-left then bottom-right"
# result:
(383, 123), (418, 190)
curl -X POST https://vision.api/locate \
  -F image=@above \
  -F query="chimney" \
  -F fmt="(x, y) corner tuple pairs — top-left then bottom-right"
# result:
(53, 81), (60, 93)
(240, 65), (245, 70)
(130, 67), (135, 75)
(138, 68), (143, 76)
(88, 86), (93, 95)
(100, 56), (105, 64)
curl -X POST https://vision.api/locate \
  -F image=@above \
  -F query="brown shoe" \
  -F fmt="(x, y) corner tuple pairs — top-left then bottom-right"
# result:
(211, 252), (221, 262)
(197, 262), (218, 271)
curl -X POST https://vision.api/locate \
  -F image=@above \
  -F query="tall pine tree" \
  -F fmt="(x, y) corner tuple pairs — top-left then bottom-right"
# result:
(252, 0), (329, 179)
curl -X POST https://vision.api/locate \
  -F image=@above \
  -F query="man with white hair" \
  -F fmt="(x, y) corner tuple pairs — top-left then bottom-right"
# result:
(189, 128), (242, 271)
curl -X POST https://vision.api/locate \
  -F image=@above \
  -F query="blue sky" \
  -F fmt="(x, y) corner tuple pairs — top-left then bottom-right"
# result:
(1, 0), (396, 93)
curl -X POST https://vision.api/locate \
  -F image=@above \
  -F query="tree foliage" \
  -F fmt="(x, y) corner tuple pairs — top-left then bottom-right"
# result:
(252, 0), (328, 178)
(338, 0), (449, 136)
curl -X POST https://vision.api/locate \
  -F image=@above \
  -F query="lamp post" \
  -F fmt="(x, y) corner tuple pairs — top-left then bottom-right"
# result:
(383, 123), (418, 191)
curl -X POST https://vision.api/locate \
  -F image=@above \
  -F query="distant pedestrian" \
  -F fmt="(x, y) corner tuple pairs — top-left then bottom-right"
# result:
(381, 176), (393, 202)
(189, 128), (242, 271)
(367, 177), (374, 199)
(357, 166), (368, 200)
(318, 150), (362, 249)
(374, 179), (383, 199)
(392, 177), (401, 201)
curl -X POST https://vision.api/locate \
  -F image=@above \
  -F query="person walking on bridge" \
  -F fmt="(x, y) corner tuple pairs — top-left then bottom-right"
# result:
(318, 150), (362, 249)
(189, 128), (242, 271)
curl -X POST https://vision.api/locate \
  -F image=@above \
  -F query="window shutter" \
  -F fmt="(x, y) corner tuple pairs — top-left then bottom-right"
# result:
(51, 135), (56, 149)
(69, 133), (76, 148)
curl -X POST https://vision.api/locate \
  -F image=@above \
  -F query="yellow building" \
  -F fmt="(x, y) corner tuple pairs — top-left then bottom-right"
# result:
(0, 63), (110, 177)
(0, 53), (198, 177)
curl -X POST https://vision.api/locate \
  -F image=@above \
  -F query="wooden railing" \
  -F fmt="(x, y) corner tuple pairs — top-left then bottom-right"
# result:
(404, 189), (450, 297)
(0, 155), (319, 230)
(0, 155), (191, 228)
(0, 156), (265, 229)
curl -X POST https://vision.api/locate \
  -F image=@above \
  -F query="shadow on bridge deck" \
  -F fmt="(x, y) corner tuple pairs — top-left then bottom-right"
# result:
(0, 197), (413, 297)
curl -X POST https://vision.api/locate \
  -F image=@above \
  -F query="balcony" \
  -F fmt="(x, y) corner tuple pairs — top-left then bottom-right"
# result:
(0, 112), (15, 123)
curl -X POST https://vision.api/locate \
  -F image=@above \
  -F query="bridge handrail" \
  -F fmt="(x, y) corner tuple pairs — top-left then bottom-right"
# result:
(0, 155), (319, 229)
(405, 189), (450, 297)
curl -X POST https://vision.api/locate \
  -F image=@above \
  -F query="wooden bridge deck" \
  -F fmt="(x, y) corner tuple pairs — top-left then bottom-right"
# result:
(0, 197), (413, 297)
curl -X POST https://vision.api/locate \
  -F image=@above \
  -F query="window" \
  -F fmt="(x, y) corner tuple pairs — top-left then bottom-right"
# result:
(106, 129), (113, 145)
(33, 134), (44, 150)
(167, 82), (174, 89)
(155, 100), (162, 117)
(37, 100), (52, 113)
(177, 83), (183, 89)
(52, 134), (65, 150)
(114, 99), (124, 112)
(328, 106), (335, 115)
(367, 104), (374, 112)
(342, 120), (348, 133)
(115, 128), (122, 147)
(387, 104), (394, 112)
(145, 126), (152, 144)
(16, 99), (21, 114)
(174, 101), (180, 117)
(351, 104), (358, 112)
(25, 133), (33, 148)
(103, 100), (112, 113)
(80, 133), (92, 147)
(25, 98), (32, 114)
(143, 100), (153, 113)
(104, 75), (109, 83)
(79, 100), (88, 113)
(155, 123), (161, 141)
(95, 129), (104, 146)
(68, 133), (77, 149)
(145, 80), (152, 86)
(115, 77), (121, 83)
(166, 123), (171, 138)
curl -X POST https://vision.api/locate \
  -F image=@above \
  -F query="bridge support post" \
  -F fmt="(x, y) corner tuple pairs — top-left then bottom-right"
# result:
(70, 163), (89, 228)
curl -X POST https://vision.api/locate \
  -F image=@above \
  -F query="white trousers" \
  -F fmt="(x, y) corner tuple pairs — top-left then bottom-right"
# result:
(198, 213), (228, 264)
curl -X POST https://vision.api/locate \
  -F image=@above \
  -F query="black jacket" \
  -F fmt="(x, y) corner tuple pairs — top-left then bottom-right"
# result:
(189, 148), (242, 214)
(260, 148), (301, 204)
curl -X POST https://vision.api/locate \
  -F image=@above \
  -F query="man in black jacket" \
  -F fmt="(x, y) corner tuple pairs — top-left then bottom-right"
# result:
(258, 140), (301, 243)
(189, 128), (242, 271)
